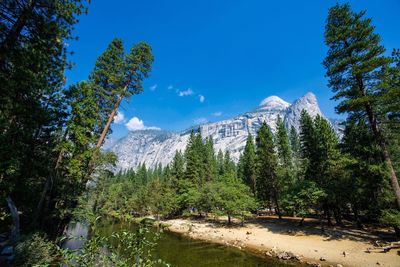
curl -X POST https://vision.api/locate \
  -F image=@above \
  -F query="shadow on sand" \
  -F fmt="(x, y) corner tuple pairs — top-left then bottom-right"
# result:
(188, 214), (398, 244)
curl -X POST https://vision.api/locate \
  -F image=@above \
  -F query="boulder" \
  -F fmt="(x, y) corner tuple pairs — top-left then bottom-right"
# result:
(277, 251), (296, 260)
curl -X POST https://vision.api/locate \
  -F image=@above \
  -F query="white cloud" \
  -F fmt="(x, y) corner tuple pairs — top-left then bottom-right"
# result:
(177, 88), (193, 97)
(125, 117), (144, 131)
(212, 111), (222, 117)
(150, 84), (157, 91)
(194, 117), (208, 125)
(113, 112), (125, 124)
(125, 116), (160, 131)
(199, 95), (205, 103)
(167, 85), (174, 90)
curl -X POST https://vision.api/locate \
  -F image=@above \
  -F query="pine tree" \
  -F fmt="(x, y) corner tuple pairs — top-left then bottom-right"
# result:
(223, 151), (236, 177)
(289, 126), (301, 178)
(137, 163), (148, 186)
(301, 113), (343, 224)
(90, 40), (154, 149)
(193, 129), (206, 186)
(300, 110), (317, 180)
(171, 150), (185, 180)
(239, 133), (257, 196)
(185, 131), (201, 185)
(276, 116), (294, 188)
(217, 149), (225, 176)
(324, 3), (400, 208)
(204, 137), (217, 182)
(82, 40), (153, 182)
(0, 0), (87, 229)
(163, 165), (171, 182)
(256, 122), (281, 218)
(290, 126), (301, 159)
(341, 118), (391, 226)
(39, 81), (102, 224)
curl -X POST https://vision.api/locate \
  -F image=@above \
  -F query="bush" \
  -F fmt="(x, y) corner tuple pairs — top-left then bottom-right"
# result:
(380, 209), (400, 226)
(380, 209), (400, 238)
(15, 232), (58, 267)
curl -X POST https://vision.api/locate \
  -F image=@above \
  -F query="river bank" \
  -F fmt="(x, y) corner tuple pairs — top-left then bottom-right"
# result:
(162, 216), (399, 267)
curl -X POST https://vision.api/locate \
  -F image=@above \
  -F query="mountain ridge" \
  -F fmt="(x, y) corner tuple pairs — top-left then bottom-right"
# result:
(110, 92), (340, 170)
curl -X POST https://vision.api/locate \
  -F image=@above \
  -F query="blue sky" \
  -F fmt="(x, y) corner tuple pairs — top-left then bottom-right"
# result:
(66, 0), (400, 141)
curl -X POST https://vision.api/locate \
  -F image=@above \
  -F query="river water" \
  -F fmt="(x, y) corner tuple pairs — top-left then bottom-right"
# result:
(64, 220), (300, 267)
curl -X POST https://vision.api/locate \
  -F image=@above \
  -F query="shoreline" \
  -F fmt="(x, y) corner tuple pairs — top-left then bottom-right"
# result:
(162, 216), (399, 267)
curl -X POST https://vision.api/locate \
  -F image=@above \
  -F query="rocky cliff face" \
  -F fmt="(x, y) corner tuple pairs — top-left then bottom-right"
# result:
(110, 92), (338, 170)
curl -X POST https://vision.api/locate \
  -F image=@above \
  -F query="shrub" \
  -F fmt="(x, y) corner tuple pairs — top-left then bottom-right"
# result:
(15, 232), (58, 267)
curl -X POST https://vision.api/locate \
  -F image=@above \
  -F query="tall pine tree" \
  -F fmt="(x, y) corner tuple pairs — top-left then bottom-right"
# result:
(256, 122), (281, 218)
(239, 133), (257, 196)
(276, 116), (294, 188)
(324, 3), (400, 208)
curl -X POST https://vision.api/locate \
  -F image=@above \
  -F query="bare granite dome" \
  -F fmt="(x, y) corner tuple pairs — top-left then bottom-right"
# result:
(258, 96), (290, 111)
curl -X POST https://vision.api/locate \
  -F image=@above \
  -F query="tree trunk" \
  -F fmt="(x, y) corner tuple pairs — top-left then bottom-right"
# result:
(32, 128), (68, 227)
(319, 209), (325, 233)
(366, 105), (400, 208)
(333, 208), (343, 226)
(357, 77), (400, 209)
(84, 96), (123, 180)
(382, 148), (400, 208)
(96, 97), (122, 149)
(393, 226), (400, 239)
(273, 192), (282, 219)
(1, 0), (37, 67)
(325, 206), (333, 226)
(228, 213), (231, 225)
(353, 206), (363, 229)
(299, 217), (305, 226)
(6, 196), (20, 243)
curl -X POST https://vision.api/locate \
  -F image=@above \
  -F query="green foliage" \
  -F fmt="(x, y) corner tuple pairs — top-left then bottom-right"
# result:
(276, 116), (294, 192)
(341, 118), (392, 218)
(255, 122), (279, 209)
(63, 221), (169, 267)
(299, 111), (347, 222)
(282, 181), (326, 220)
(0, 0), (88, 229)
(289, 126), (302, 178)
(94, 130), (257, 223)
(184, 131), (203, 184)
(204, 137), (218, 182)
(276, 116), (293, 170)
(324, 2), (400, 209)
(178, 179), (202, 212)
(206, 176), (257, 223)
(323, 2), (389, 114)
(238, 133), (257, 195)
(380, 209), (400, 228)
(15, 233), (59, 267)
(147, 180), (179, 219)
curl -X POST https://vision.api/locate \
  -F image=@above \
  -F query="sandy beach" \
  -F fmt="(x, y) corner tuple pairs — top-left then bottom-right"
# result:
(163, 216), (400, 267)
